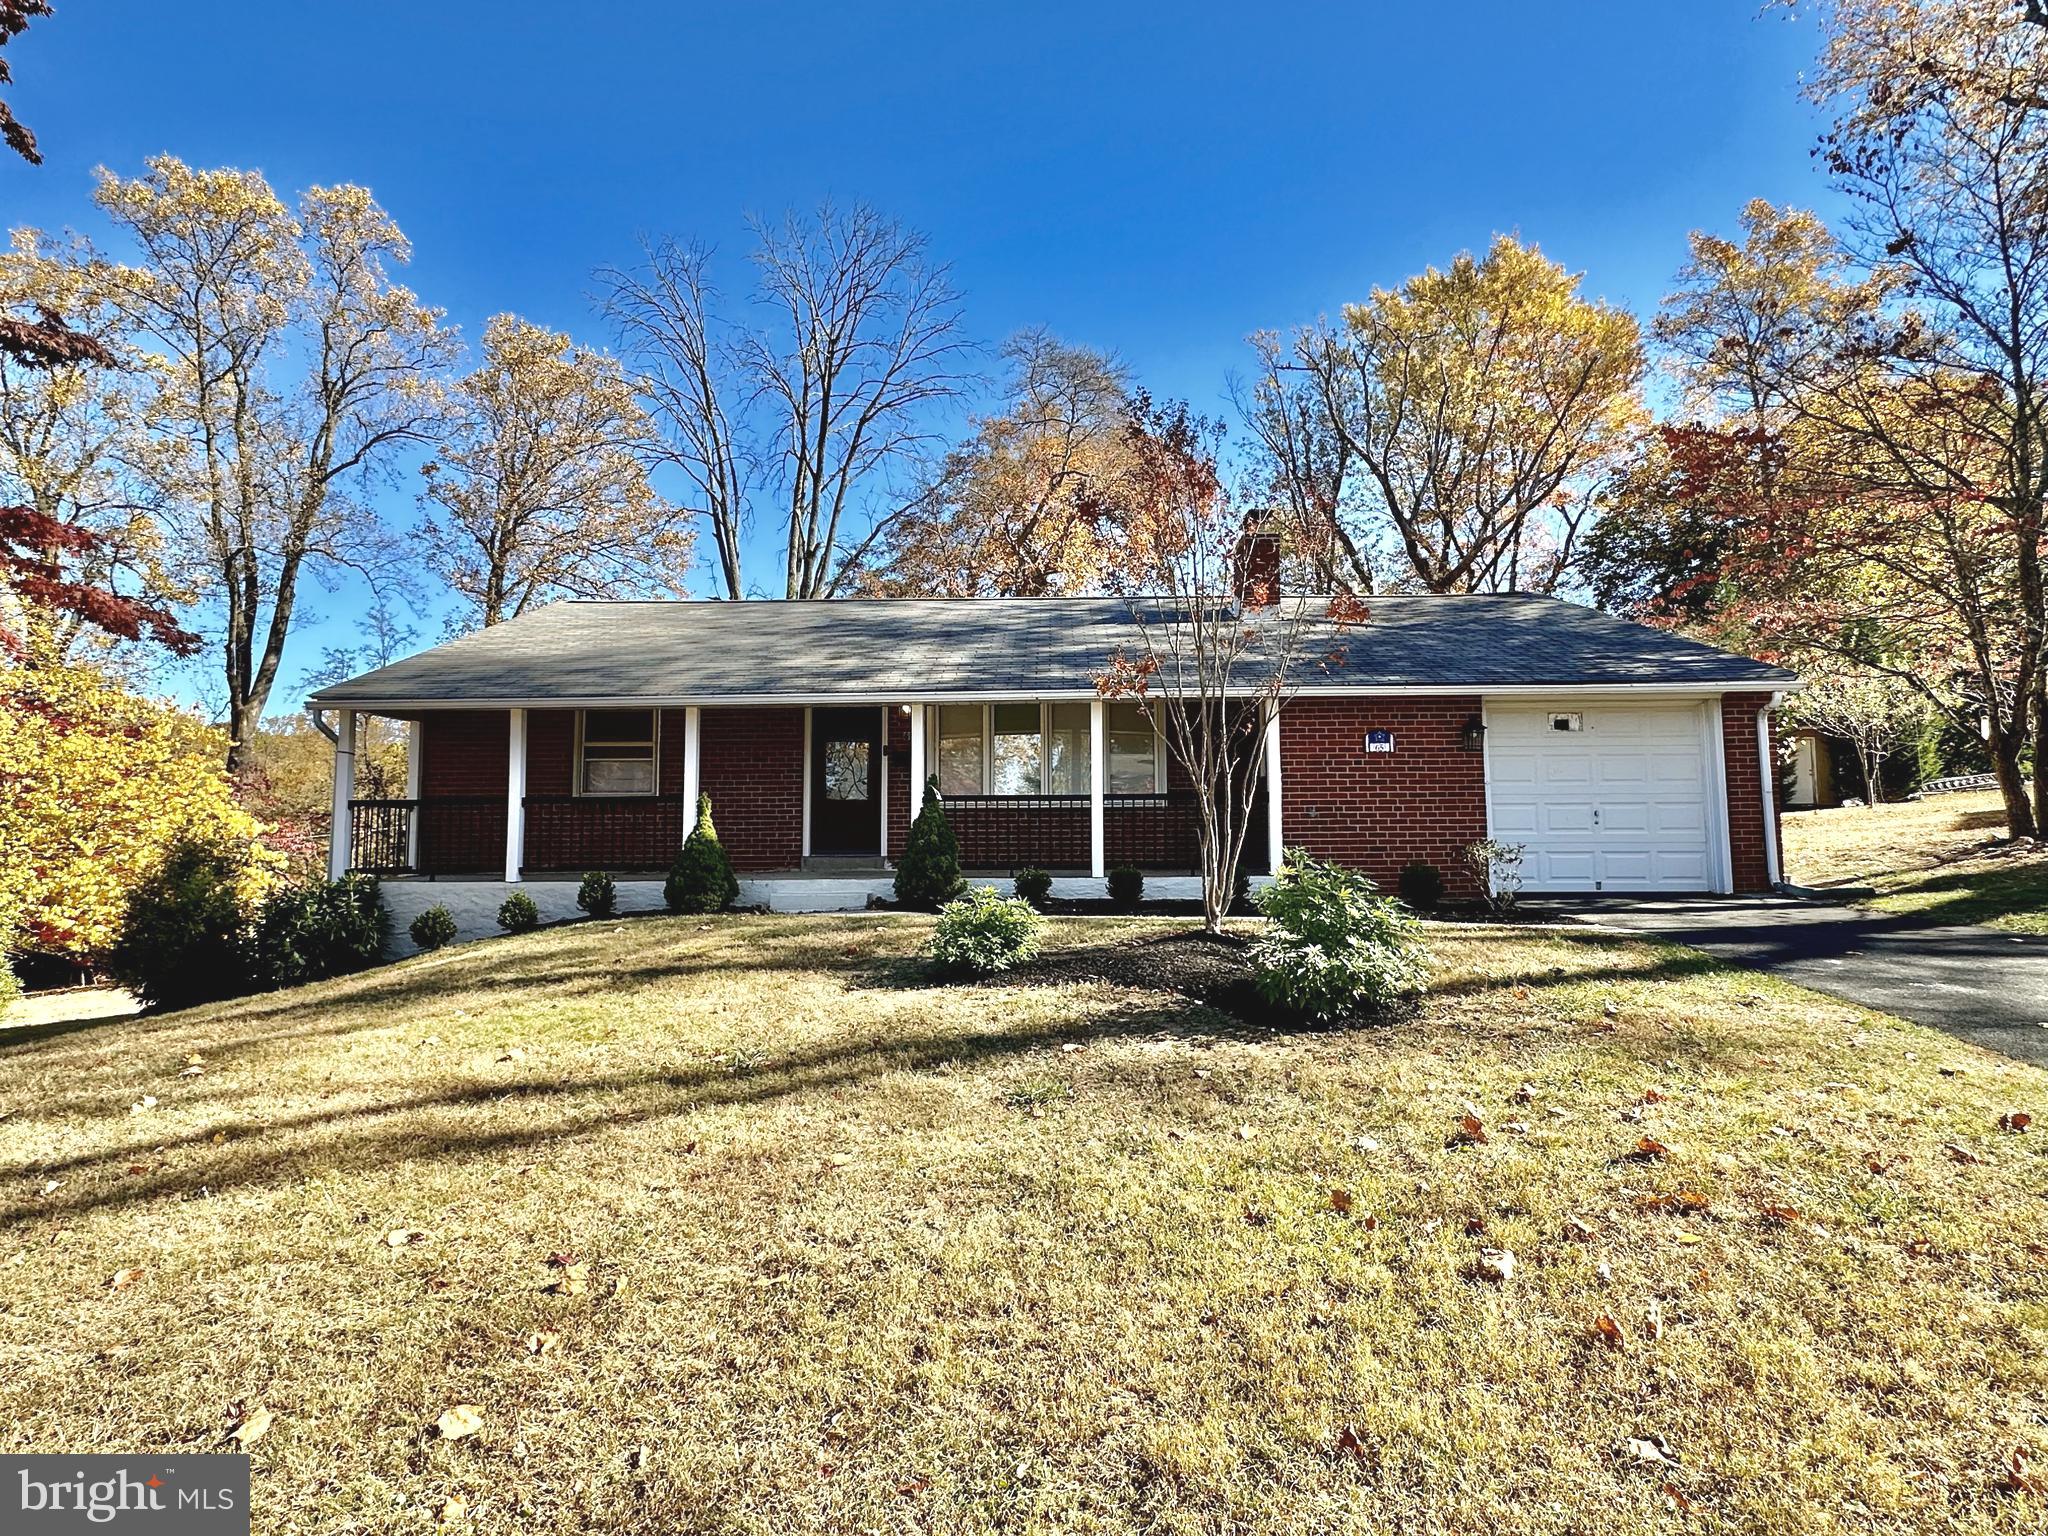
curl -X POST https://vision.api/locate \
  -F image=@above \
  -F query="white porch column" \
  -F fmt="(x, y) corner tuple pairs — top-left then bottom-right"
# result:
(908, 704), (927, 822)
(681, 706), (702, 812)
(1089, 698), (1107, 879)
(1757, 699), (1782, 888)
(403, 718), (422, 870)
(1263, 700), (1284, 877)
(504, 707), (527, 883)
(327, 708), (357, 880)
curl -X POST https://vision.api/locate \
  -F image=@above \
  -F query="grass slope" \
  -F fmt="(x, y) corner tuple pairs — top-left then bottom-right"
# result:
(2, 915), (2044, 1534)
(1783, 790), (2048, 932)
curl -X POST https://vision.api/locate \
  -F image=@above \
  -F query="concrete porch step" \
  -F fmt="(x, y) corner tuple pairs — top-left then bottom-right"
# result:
(801, 856), (890, 873)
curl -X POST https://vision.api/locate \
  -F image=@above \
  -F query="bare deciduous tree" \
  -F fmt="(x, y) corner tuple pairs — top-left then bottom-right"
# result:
(597, 237), (749, 600)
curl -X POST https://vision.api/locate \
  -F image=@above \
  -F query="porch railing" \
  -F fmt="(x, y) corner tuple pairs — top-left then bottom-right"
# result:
(942, 791), (1269, 874)
(521, 794), (691, 872)
(347, 797), (505, 877)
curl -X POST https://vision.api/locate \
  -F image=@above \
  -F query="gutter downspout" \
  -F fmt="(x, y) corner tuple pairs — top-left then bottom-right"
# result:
(1757, 693), (1783, 889)
(308, 706), (338, 745)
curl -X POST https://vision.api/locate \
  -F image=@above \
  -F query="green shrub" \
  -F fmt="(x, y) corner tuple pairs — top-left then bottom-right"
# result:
(409, 904), (459, 952)
(252, 874), (388, 987)
(927, 887), (1043, 976)
(0, 954), (20, 1019)
(894, 778), (964, 910)
(497, 890), (541, 933)
(1397, 860), (1445, 911)
(577, 870), (617, 917)
(105, 839), (256, 1011)
(1013, 866), (1053, 908)
(1252, 849), (1429, 1021)
(666, 793), (740, 914)
(1107, 864), (1144, 910)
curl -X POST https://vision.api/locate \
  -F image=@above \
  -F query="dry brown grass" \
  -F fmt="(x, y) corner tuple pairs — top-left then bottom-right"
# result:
(1783, 789), (2048, 932)
(2, 914), (2045, 1534)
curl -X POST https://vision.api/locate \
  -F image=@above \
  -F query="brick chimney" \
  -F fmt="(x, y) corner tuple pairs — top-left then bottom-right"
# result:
(1232, 526), (1282, 608)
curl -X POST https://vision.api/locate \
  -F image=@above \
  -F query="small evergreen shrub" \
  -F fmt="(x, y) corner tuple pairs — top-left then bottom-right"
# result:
(1252, 849), (1429, 1022)
(577, 870), (617, 917)
(1107, 864), (1144, 911)
(253, 874), (388, 987)
(927, 888), (1043, 976)
(894, 777), (965, 910)
(497, 890), (541, 933)
(409, 904), (459, 952)
(105, 839), (256, 1011)
(1397, 860), (1446, 912)
(666, 793), (740, 914)
(1013, 866), (1053, 908)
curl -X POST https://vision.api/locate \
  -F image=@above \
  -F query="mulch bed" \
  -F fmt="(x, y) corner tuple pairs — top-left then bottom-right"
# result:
(1016, 928), (1267, 1018)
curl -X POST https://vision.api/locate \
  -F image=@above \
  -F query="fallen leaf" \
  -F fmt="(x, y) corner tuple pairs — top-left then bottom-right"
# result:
(1359, 1212), (1380, 1231)
(1474, 1247), (1516, 1283)
(1592, 1311), (1625, 1349)
(1334, 1423), (1368, 1461)
(1450, 1113), (1488, 1147)
(525, 1330), (559, 1356)
(129, 1096), (157, 1115)
(1639, 1088), (1665, 1104)
(225, 1407), (273, 1447)
(1630, 1137), (1673, 1162)
(895, 1475), (931, 1496)
(1999, 1111), (2032, 1133)
(545, 1262), (590, 1296)
(1756, 1203), (1802, 1225)
(178, 1065), (203, 1078)
(1944, 1142), (1984, 1165)
(1635, 1190), (1709, 1214)
(439, 1494), (467, 1524)
(1235, 1124), (1255, 1141)
(1502, 1118), (1531, 1135)
(1513, 1082), (1537, 1104)
(108, 1266), (145, 1290)
(186, 1053), (204, 1066)
(1660, 1481), (1693, 1510)
(626, 1445), (648, 1470)
(1059, 1042), (1083, 1054)
(384, 1229), (428, 1248)
(1562, 1216), (1595, 1242)
(1328, 1188), (1353, 1214)
(1617, 1433), (1677, 1467)
(544, 1250), (580, 1267)
(497, 1048), (525, 1063)
(1243, 1205), (1269, 1228)
(607, 1275), (628, 1298)
(435, 1405), (485, 1441)
(1646, 1298), (1665, 1341)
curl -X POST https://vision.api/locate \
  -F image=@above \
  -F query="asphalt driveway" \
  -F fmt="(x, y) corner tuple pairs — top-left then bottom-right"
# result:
(1548, 894), (2048, 1067)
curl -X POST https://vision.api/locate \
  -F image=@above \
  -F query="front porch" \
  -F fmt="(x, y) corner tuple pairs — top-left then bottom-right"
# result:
(322, 699), (1283, 886)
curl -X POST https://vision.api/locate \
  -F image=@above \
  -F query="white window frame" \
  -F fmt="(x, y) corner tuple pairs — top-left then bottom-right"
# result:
(574, 707), (661, 797)
(924, 702), (1164, 797)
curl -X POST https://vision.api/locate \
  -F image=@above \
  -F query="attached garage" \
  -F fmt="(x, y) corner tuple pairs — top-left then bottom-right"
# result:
(1484, 701), (1728, 893)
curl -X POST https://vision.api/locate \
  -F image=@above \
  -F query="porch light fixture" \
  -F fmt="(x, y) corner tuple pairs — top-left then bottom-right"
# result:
(1459, 715), (1485, 753)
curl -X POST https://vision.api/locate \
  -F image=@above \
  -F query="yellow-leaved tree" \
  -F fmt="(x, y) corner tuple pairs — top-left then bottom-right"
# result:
(0, 663), (280, 967)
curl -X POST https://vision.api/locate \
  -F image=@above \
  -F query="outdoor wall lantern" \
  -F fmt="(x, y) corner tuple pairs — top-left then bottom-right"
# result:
(1459, 715), (1486, 752)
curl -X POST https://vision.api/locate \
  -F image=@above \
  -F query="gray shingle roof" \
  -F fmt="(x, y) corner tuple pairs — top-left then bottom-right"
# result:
(306, 594), (1794, 709)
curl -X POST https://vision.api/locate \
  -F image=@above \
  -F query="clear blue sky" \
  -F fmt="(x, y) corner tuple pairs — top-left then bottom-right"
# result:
(3, 0), (1839, 712)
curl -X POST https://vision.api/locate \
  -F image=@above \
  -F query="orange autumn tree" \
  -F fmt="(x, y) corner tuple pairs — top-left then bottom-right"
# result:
(1084, 396), (1367, 932)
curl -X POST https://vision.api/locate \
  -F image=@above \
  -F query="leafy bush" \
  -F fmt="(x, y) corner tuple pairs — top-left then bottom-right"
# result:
(252, 874), (388, 987)
(1252, 849), (1429, 1022)
(409, 904), (459, 952)
(497, 890), (541, 933)
(1397, 860), (1445, 912)
(666, 793), (739, 914)
(1462, 839), (1526, 913)
(927, 888), (1043, 976)
(894, 778), (964, 910)
(1107, 864), (1144, 911)
(0, 954), (20, 1019)
(1013, 866), (1053, 908)
(105, 839), (257, 1011)
(577, 870), (617, 917)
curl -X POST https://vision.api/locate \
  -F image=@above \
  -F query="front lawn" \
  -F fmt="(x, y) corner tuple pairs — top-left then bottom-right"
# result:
(3, 915), (2044, 1534)
(1783, 789), (2048, 931)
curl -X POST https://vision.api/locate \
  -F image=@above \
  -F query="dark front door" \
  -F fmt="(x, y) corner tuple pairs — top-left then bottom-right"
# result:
(810, 707), (883, 857)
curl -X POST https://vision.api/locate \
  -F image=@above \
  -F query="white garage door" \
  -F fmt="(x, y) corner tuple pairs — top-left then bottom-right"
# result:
(1486, 704), (1719, 893)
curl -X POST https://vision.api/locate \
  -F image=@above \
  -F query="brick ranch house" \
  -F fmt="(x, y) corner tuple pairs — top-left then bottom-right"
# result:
(307, 592), (1795, 927)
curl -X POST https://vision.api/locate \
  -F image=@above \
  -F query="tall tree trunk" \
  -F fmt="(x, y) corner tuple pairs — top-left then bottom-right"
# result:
(1990, 724), (2038, 841)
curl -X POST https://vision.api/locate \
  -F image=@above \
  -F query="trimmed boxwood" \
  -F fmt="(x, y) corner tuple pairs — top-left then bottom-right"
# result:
(1107, 864), (1144, 911)
(409, 904), (459, 951)
(577, 870), (618, 917)
(497, 890), (541, 933)
(1013, 866), (1053, 908)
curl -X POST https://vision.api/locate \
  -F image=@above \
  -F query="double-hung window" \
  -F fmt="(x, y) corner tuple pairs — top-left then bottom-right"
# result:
(579, 709), (657, 795)
(925, 702), (1161, 796)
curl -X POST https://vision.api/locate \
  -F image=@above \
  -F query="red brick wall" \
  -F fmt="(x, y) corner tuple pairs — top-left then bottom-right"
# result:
(699, 706), (805, 871)
(1279, 696), (1489, 896)
(526, 709), (575, 795)
(421, 711), (508, 796)
(1721, 691), (1780, 894)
